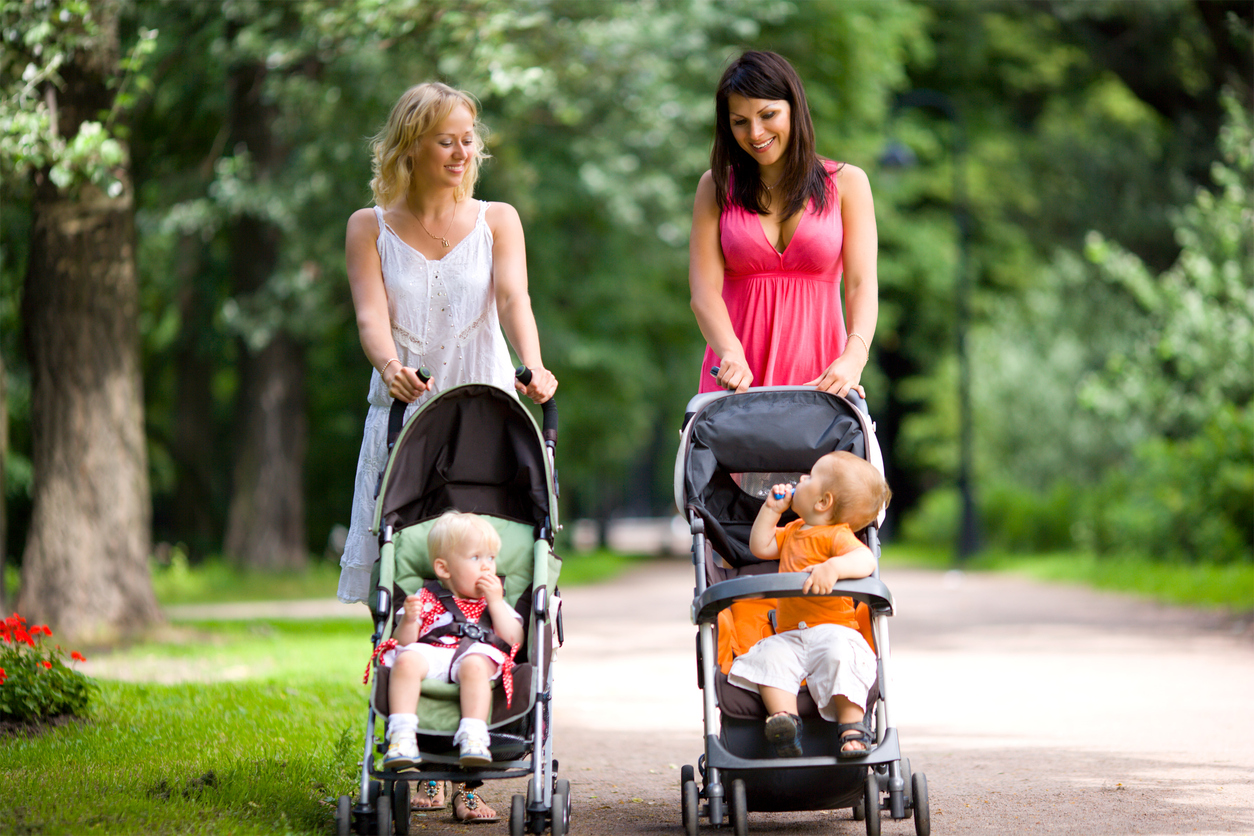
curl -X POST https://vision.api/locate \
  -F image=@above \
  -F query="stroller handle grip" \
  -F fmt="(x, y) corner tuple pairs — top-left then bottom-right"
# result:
(515, 365), (558, 443)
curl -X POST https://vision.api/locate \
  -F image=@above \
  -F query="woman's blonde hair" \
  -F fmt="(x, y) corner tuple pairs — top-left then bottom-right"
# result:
(428, 510), (501, 563)
(369, 82), (490, 208)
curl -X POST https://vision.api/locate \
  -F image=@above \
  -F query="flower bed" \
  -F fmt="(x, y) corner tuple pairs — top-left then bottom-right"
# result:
(0, 613), (96, 724)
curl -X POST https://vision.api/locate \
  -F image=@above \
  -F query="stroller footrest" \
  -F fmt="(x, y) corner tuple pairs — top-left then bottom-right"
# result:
(705, 726), (901, 770)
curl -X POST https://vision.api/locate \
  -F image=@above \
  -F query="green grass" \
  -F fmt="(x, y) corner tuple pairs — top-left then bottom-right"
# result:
(882, 543), (1254, 613)
(1, 620), (367, 835)
(149, 557), (346, 606)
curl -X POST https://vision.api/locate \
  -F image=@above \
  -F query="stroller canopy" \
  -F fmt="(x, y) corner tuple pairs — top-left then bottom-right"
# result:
(679, 388), (874, 568)
(375, 384), (553, 535)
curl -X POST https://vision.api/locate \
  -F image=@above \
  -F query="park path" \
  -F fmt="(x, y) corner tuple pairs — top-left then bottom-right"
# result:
(157, 558), (1254, 835)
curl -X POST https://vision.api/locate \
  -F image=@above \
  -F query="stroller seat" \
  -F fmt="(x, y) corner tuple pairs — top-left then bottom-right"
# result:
(369, 514), (555, 735)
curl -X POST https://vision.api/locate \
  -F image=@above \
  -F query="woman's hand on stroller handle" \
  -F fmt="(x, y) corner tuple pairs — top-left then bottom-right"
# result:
(385, 364), (432, 403)
(515, 365), (559, 441)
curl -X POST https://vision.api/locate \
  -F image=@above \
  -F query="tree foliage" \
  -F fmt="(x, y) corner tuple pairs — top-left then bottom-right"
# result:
(2, 0), (1248, 586)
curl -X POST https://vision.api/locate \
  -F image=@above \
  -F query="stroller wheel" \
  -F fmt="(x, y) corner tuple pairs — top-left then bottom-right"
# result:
(510, 794), (525, 836)
(864, 770), (881, 836)
(680, 764), (695, 789)
(729, 778), (748, 836)
(392, 780), (410, 836)
(335, 795), (351, 836)
(377, 785), (393, 836)
(681, 778), (699, 836)
(551, 780), (569, 836)
(853, 799), (866, 821)
(912, 772), (931, 836)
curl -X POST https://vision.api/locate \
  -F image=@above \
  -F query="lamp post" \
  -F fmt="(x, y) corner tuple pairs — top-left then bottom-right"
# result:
(882, 89), (979, 562)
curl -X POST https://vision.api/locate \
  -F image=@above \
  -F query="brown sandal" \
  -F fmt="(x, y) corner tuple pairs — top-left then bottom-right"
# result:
(452, 786), (500, 823)
(411, 779), (446, 810)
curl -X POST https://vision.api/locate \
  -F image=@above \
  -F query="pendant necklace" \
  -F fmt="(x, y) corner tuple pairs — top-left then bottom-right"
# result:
(417, 201), (457, 248)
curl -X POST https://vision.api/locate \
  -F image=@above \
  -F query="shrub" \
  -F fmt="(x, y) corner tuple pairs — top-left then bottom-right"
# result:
(0, 613), (97, 723)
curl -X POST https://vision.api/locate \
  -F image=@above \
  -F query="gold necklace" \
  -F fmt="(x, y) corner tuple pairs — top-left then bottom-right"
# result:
(416, 200), (457, 248)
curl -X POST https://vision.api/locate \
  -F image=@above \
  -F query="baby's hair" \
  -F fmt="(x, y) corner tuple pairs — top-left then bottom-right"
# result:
(822, 451), (892, 531)
(428, 510), (501, 562)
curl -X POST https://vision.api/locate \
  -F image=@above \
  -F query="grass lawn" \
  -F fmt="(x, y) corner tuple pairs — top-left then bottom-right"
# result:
(0, 549), (658, 835)
(1, 619), (366, 835)
(881, 543), (1254, 613)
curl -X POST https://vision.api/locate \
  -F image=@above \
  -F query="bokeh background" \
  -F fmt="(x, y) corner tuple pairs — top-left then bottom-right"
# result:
(2, 0), (1250, 639)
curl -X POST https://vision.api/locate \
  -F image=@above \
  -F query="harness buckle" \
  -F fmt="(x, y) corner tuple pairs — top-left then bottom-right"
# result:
(459, 623), (488, 642)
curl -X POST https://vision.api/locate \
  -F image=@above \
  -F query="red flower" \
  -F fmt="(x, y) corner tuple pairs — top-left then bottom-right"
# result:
(71, 651), (86, 662)
(33, 625), (52, 637)
(0, 667), (6, 684)
(40, 660), (52, 669)
(14, 628), (30, 645)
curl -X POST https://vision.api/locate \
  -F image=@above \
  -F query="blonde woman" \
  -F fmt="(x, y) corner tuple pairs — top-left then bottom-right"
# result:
(338, 83), (557, 821)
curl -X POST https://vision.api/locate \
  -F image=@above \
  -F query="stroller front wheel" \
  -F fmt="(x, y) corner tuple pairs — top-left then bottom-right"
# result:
(864, 770), (881, 836)
(510, 794), (526, 836)
(681, 779), (699, 836)
(335, 795), (351, 836)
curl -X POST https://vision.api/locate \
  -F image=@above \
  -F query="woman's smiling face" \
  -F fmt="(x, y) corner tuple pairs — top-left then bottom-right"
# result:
(409, 103), (477, 189)
(727, 94), (791, 169)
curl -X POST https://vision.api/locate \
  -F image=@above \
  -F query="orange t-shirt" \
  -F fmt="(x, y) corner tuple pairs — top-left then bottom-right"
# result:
(772, 519), (865, 633)
(716, 520), (874, 673)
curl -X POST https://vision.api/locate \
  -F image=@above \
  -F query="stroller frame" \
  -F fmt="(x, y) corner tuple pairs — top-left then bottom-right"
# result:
(675, 386), (930, 836)
(336, 380), (570, 836)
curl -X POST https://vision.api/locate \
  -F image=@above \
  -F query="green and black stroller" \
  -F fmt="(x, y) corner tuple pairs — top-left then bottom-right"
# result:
(335, 374), (569, 836)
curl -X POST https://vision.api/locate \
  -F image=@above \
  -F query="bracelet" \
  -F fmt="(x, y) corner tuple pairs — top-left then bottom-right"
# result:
(847, 332), (870, 358)
(380, 358), (400, 378)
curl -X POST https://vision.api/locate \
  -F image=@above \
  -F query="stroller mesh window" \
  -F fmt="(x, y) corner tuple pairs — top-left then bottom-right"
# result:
(733, 472), (806, 501)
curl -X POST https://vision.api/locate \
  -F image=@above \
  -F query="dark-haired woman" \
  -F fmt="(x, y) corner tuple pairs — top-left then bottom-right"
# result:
(690, 50), (878, 398)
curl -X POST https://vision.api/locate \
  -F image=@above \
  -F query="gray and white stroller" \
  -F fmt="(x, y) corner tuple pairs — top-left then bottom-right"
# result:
(336, 375), (570, 836)
(674, 385), (930, 836)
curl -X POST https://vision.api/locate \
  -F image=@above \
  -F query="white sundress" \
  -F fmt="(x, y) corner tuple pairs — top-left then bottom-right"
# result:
(337, 200), (516, 604)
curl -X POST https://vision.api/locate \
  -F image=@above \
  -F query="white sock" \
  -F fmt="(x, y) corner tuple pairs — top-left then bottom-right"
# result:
(455, 717), (488, 744)
(388, 713), (418, 740)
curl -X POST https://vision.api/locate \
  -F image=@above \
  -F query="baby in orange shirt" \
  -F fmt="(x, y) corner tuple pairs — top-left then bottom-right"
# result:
(729, 450), (891, 758)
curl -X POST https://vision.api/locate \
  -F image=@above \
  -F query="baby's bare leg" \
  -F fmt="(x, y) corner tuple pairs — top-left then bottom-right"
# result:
(456, 654), (498, 721)
(760, 685), (800, 717)
(388, 650), (430, 714)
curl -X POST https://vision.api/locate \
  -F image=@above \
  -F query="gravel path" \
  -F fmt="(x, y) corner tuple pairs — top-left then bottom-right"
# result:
(157, 559), (1254, 835)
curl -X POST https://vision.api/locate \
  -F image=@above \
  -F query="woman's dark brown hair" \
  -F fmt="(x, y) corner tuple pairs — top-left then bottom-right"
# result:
(711, 50), (835, 218)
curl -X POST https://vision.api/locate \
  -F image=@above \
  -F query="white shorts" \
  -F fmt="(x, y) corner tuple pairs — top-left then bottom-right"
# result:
(727, 623), (876, 721)
(383, 641), (507, 685)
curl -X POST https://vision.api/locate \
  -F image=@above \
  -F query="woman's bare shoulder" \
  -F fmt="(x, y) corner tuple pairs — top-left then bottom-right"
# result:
(484, 199), (521, 226)
(347, 206), (380, 234)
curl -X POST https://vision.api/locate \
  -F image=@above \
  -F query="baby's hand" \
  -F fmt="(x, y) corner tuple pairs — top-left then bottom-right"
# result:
(802, 560), (842, 595)
(401, 593), (422, 623)
(763, 484), (793, 514)
(475, 573), (504, 604)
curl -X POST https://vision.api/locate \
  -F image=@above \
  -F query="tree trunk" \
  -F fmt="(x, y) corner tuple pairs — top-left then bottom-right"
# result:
(220, 53), (308, 570)
(17, 0), (159, 640)
(169, 234), (222, 557)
